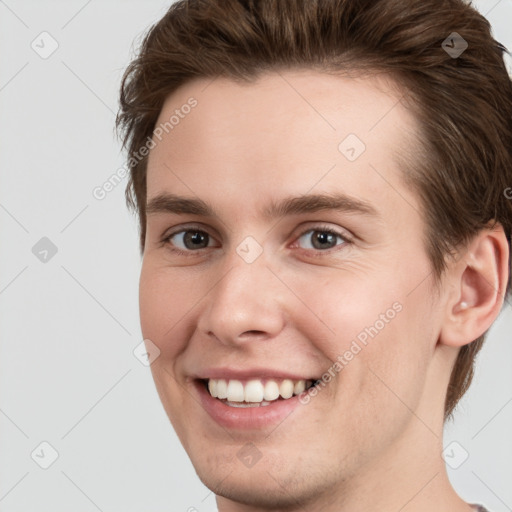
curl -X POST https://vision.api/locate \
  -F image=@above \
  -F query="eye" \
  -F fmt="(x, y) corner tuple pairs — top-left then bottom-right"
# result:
(293, 225), (350, 252)
(161, 223), (351, 257)
(162, 227), (218, 254)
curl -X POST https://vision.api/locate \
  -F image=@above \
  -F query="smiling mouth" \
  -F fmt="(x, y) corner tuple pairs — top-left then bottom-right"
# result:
(200, 377), (321, 407)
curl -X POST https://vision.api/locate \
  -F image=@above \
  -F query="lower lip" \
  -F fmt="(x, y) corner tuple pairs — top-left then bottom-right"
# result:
(194, 380), (312, 430)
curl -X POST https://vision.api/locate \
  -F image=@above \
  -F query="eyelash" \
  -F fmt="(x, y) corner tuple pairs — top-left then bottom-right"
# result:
(160, 224), (352, 258)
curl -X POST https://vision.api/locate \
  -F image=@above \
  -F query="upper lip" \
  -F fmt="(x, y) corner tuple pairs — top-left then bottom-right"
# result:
(193, 367), (318, 381)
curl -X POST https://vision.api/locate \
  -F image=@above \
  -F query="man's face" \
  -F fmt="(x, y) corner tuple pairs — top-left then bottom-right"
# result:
(140, 70), (448, 508)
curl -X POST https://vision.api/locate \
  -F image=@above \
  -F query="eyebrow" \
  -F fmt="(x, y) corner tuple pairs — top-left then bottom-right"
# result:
(145, 192), (379, 219)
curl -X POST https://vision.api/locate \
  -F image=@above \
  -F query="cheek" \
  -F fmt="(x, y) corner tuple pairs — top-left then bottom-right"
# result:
(139, 261), (194, 358)
(286, 268), (406, 359)
(298, 265), (435, 405)
(344, 290), (435, 428)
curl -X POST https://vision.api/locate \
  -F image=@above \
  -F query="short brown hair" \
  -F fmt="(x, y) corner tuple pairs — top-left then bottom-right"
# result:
(116, 0), (512, 421)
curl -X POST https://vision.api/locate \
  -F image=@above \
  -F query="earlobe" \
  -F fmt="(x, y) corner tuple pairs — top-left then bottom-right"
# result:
(439, 223), (509, 348)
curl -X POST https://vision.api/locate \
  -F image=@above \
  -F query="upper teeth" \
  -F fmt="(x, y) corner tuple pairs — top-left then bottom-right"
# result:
(207, 378), (312, 402)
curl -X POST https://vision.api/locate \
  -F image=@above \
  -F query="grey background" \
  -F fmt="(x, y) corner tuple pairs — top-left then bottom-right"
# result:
(0, 1), (511, 511)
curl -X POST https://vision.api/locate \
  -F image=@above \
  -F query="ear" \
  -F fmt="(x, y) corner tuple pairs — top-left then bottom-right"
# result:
(439, 222), (510, 348)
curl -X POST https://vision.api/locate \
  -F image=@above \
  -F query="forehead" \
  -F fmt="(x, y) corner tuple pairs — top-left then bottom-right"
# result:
(146, 69), (420, 220)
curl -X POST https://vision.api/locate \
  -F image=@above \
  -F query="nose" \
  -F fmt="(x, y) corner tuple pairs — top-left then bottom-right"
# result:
(197, 250), (287, 346)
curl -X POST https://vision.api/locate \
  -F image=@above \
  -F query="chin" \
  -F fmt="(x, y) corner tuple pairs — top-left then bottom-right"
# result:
(193, 450), (328, 510)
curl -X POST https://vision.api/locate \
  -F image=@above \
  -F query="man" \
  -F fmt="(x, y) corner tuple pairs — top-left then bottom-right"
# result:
(116, 0), (512, 510)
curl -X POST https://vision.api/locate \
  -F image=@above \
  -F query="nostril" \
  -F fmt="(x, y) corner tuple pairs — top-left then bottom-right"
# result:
(239, 330), (267, 339)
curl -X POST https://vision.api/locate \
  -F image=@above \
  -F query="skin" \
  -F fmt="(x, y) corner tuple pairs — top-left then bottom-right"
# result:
(139, 70), (508, 512)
